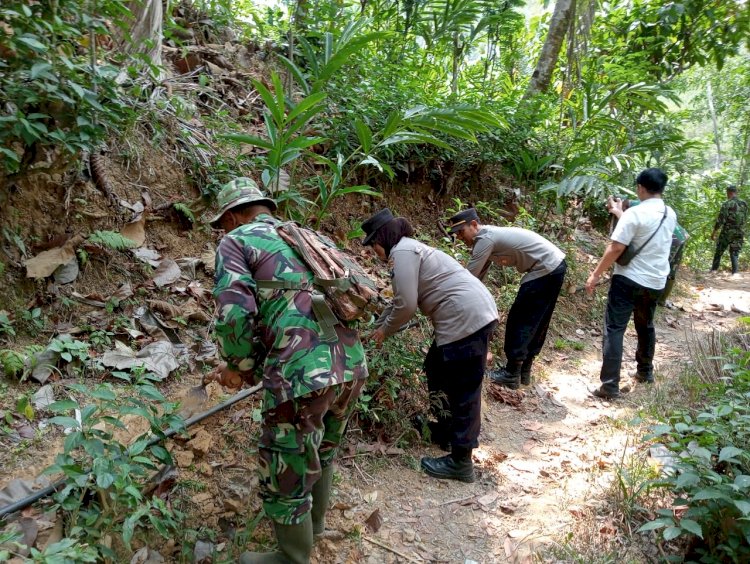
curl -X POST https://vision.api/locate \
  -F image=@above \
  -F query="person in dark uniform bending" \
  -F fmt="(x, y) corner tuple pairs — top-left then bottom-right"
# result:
(362, 208), (498, 483)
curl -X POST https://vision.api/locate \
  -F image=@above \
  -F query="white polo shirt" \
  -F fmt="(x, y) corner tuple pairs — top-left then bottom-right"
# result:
(611, 197), (677, 290)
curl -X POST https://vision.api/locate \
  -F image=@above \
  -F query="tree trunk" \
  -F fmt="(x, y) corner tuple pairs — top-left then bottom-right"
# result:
(113, 0), (163, 75)
(706, 81), (722, 170)
(523, 0), (575, 99)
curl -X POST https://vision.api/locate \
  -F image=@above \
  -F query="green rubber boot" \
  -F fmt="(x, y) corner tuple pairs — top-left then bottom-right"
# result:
(311, 465), (334, 536)
(240, 516), (313, 564)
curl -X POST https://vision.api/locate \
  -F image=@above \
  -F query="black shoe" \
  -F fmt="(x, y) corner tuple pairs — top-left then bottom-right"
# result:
(420, 454), (475, 483)
(591, 387), (620, 400)
(489, 368), (520, 390)
(634, 373), (654, 384)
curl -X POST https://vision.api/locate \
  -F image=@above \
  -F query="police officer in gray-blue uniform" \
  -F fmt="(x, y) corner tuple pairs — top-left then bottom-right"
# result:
(363, 208), (498, 483)
(448, 208), (567, 389)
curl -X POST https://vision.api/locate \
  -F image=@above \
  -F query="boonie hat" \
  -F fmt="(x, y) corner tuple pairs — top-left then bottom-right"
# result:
(447, 208), (479, 234)
(727, 185), (738, 193)
(208, 178), (277, 226)
(361, 208), (395, 246)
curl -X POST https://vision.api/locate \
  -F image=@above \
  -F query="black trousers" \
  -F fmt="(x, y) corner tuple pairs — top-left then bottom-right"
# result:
(600, 274), (662, 393)
(424, 321), (496, 450)
(504, 260), (567, 364)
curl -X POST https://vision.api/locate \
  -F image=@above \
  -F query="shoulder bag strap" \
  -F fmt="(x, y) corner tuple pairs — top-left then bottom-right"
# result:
(627, 205), (669, 261)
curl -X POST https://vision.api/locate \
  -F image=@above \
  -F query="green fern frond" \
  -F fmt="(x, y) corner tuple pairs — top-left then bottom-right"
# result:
(0, 349), (26, 377)
(88, 230), (138, 251)
(173, 203), (196, 224)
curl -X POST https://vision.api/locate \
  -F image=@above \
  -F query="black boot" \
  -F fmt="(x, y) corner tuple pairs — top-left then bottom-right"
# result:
(489, 361), (523, 389)
(420, 447), (475, 483)
(520, 358), (533, 386)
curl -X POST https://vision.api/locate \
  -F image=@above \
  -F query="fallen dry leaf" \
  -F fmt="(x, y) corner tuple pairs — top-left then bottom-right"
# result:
(364, 508), (382, 533)
(476, 492), (499, 508)
(24, 235), (83, 279)
(120, 217), (146, 247)
(488, 384), (524, 407)
(521, 420), (543, 432)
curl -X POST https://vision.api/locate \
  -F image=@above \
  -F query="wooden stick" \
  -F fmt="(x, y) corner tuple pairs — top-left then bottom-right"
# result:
(437, 493), (479, 507)
(362, 535), (421, 563)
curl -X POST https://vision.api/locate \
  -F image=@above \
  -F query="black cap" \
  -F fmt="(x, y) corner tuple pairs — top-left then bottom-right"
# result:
(728, 185), (738, 193)
(447, 208), (480, 234)
(362, 208), (395, 245)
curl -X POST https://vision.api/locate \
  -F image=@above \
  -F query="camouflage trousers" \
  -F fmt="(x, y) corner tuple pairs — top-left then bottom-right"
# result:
(257, 378), (364, 525)
(712, 231), (744, 273)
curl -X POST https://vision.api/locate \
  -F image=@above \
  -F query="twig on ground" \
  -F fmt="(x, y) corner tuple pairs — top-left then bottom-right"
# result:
(437, 493), (479, 507)
(363, 535), (421, 563)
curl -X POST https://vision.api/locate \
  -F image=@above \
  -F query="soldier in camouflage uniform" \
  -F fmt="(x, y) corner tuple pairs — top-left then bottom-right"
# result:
(210, 178), (368, 564)
(711, 185), (748, 275)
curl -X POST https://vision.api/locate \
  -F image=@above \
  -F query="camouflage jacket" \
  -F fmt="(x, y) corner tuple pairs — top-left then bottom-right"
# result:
(213, 214), (368, 411)
(714, 197), (748, 238)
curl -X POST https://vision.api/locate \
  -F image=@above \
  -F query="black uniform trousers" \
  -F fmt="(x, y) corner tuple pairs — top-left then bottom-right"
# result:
(424, 321), (496, 451)
(504, 260), (567, 364)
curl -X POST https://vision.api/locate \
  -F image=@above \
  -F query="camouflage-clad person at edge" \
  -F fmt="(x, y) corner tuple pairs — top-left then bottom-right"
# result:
(711, 184), (748, 275)
(209, 178), (368, 564)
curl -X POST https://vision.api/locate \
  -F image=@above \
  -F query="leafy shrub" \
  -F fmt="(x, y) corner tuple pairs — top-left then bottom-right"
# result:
(44, 369), (185, 559)
(0, 0), (129, 173)
(357, 320), (430, 443)
(641, 348), (750, 562)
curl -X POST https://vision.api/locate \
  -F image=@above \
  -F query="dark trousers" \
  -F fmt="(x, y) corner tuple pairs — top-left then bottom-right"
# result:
(424, 321), (496, 450)
(504, 260), (567, 364)
(712, 233), (743, 274)
(600, 275), (662, 393)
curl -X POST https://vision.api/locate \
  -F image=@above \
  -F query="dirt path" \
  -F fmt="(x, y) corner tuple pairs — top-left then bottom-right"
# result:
(322, 271), (750, 563)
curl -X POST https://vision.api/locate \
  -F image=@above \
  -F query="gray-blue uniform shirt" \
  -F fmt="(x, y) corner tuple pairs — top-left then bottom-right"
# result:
(467, 226), (565, 284)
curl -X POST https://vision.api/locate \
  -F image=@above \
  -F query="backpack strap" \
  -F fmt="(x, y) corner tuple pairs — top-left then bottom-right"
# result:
(255, 279), (310, 291)
(254, 279), (339, 343)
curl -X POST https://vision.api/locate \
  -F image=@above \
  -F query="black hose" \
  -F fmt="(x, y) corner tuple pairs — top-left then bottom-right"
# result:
(0, 383), (262, 520)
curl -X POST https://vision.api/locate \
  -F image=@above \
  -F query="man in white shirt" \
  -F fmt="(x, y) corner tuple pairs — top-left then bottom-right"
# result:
(585, 168), (677, 399)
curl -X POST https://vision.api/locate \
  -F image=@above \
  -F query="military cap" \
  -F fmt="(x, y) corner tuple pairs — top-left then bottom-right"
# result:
(447, 208), (480, 234)
(208, 178), (277, 226)
(362, 208), (395, 246)
(727, 185), (738, 193)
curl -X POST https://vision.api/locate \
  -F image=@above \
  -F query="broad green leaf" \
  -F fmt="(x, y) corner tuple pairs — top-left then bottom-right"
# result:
(332, 185), (382, 198)
(718, 446), (744, 463)
(275, 54), (310, 95)
(676, 472), (700, 488)
(30, 62), (52, 79)
(47, 400), (78, 413)
(734, 500), (750, 515)
(692, 488), (728, 501)
(18, 35), (47, 52)
(354, 119), (373, 153)
(663, 526), (682, 541)
(679, 519), (702, 538)
(251, 77), (283, 126)
(220, 133), (274, 150)
(90, 387), (117, 401)
(285, 92), (327, 124)
(638, 518), (672, 532)
(49, 416), (80, 430)
(734, 475), (750, 488)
